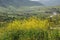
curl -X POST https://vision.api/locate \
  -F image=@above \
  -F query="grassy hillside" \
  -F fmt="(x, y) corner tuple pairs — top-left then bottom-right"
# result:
(0, 6), (60, 40)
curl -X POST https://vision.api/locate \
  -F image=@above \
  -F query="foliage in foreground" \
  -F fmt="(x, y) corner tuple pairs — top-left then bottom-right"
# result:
(0, 17), (60, 40)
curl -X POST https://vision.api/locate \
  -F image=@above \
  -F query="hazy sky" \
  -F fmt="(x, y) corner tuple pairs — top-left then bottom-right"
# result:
(30, 0), (50, 1)
(30, 0), (40, 1)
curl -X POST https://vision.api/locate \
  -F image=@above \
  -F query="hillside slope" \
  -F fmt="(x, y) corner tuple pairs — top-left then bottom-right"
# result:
(0, 0), (43, 7)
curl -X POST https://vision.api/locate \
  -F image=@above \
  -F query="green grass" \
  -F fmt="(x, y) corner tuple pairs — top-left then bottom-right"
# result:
(0, 6), (60, 40)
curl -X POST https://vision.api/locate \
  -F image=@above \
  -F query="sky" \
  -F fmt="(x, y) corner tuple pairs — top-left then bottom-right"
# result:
(30, 0), (40, 1)
(30, 0), (60, 6)
(30, 0), (50, 2)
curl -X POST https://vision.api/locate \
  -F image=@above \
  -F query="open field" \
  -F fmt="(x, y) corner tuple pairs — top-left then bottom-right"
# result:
(0, 6), (60, 40)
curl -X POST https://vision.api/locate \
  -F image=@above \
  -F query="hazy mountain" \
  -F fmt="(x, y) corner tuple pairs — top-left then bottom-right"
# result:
(30, 0), (60, 6)
(32, 0), (60, 6)
(0, 0), (43, 7)
(41, 0), (60, 6)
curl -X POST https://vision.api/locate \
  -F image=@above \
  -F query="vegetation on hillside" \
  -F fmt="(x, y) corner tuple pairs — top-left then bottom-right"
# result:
(0, 6), (60, 40)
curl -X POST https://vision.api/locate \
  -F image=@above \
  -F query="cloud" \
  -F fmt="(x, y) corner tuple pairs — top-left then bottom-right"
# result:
(30, 0), (50, 2)
(30, 0), (40, 1)
(40, 0), (50, 1)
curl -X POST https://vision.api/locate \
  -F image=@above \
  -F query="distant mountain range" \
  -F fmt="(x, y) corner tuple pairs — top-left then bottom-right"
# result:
(0, 0), (43, 7)
(37, 0), (60, 6)
(46, 0), (60, 6)
(29, 0), (60, 6)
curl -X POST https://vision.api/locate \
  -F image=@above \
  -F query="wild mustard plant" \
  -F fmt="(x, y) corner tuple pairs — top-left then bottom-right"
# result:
(6, 16), (49, 31)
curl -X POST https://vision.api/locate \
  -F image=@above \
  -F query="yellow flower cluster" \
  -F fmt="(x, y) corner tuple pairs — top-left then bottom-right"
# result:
(6, 17), (49, 31)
